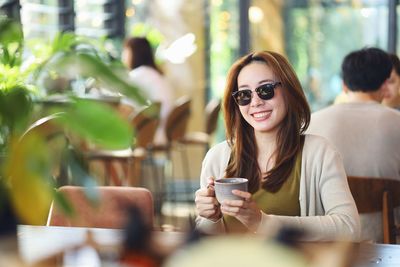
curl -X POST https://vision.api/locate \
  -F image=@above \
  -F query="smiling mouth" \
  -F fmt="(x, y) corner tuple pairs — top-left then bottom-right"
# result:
(252, 111), (271, 119)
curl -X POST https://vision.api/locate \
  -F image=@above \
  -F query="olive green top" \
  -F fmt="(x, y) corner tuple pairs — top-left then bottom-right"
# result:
(223, 151), (302, 233)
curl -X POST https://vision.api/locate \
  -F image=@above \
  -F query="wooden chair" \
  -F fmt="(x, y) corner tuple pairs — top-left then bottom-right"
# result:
(47, 186), (154, 228)
(179, 98), (221, 151)
(149, 96), (192, 176)
(85, 102), (161, 186)
(347, 176), (400, 244)
(21, 113), (71, 186)
(154, 95), (192, 147)
(21, 113), (65, 141)
(148, 96), (192, 217)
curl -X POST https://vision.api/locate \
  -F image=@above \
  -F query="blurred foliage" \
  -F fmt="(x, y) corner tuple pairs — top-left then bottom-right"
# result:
(0, 17), (149, 226)
(130, 23), (164, 50)
(0, 17), (23, 67)
(285, 2), (388, 111)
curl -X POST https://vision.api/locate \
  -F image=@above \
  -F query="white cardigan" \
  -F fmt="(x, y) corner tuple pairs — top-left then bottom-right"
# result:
(196, 134), (360, 241)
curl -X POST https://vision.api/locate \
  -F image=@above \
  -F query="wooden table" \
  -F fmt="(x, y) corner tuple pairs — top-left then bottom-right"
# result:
(17, 225), (400, 267)
(353, 242), (400, 267)
(17, 225), (185, 265)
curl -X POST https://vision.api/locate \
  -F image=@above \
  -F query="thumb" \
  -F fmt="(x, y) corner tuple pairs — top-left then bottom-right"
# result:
(207, 176), (216, 186)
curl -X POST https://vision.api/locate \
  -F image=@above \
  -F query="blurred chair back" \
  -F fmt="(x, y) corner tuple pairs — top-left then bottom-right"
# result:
(179, 98), (221, 148)
(347, 176), (400, 244)
(21, 112), (64, 141)
(83, 103), (161, 186)
(117, 100), (136, 121)
(131, 102), (161, 148)
(205, 98), (221, 135)
(22, 113), (70, 186)
(165, 96), (191, 143)
(47, 186), (154, 228)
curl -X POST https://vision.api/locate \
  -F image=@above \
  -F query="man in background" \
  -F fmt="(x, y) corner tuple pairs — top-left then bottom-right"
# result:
(307, 47), (400, 242)
(383, 53), (400, 110)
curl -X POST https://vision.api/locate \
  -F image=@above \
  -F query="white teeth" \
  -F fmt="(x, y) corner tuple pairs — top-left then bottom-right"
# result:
(253, 111), (270, 118)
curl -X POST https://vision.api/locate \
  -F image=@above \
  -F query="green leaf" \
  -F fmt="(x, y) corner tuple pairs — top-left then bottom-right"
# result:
(53, 189), (74, 217)
(59, 99), (133, 149)
(0, 86), (33, 134)
(39, 52), (148, 105)
(4, 133), (53, 225)
(0, 18), (23, 46)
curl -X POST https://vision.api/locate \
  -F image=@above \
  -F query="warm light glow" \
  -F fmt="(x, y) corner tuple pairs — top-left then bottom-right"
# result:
(92, 18), (103, 28)
(158, 33), (197, 64)
(211, 0), (222, 7)
(360, 7), (372, 18)
(220, 11), (231, 21)
(125, 7), (135, 17)
(249, 6), (264, 24)
(131, 0), (143, 5)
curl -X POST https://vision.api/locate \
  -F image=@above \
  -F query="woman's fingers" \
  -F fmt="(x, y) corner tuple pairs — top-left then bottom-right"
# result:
(197, 203), (218, 211)
(207, 176), (216, 186)
(232, 189), (252, 200)
(195, 186), (215, 197)
(195, 195), (219, 206)
(221, 205), (241, 214)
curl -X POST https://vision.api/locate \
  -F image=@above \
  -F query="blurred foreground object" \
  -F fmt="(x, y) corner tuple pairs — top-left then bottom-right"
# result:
(164, 235), (309, 267)
(47, 186), (154, 228)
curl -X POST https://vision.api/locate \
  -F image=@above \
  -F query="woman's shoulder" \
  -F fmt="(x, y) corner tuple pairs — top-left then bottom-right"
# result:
(202, 140), (230, 164)
(129, 65), (160, 78)
(206, 140), (231, 156)
(201, 141), (231, 178)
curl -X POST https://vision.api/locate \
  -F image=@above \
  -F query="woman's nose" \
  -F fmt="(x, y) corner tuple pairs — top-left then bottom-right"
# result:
(250, 91), (264, 107)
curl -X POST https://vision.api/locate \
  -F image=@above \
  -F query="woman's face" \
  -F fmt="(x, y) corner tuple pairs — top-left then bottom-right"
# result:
(121, 47), (132, 69)
(386, 69), (400, 99)
(236, 62), (287, 134)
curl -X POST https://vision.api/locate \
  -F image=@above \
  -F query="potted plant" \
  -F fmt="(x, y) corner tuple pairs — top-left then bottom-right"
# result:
(0, 17), (149, 236)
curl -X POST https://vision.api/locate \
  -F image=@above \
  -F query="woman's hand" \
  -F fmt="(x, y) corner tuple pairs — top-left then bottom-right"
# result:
(220, 190), (262, 231)
(195, 177), (222, 222)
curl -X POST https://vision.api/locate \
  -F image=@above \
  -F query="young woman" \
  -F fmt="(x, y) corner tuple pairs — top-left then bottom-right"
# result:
(122, 37), (174, 145)
(195, 51), (360, 241)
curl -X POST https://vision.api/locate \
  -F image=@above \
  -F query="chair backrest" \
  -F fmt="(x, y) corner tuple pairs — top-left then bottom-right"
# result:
(21, 112), (65, 141)
(21, 113), (70, 186)
(117, 100), (136, 121)
(131, 102), (161, 148)
(347, 176), (400, 244)
(47, 186), (154, 229)
(204, 99), (221, 135)
(165, 96), (191, 142)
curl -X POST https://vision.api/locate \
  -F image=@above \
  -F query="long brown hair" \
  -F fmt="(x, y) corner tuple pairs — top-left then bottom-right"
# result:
(223, 51), (310, 193)
(123, 37), (162, 74)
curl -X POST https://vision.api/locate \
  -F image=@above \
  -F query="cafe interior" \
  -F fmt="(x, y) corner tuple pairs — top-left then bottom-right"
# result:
(1, 0), (400, 266)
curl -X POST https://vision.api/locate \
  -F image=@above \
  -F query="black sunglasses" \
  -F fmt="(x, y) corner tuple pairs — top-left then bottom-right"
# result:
(232, 82), (282, 106)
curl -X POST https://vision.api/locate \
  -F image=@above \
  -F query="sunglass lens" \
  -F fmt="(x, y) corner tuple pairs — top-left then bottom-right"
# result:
(257, 84), (274, 100)
(235, 90), (252, 105)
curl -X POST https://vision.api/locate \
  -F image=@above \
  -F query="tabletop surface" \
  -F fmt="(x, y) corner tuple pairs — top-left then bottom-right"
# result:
(17, 225), (400, 267)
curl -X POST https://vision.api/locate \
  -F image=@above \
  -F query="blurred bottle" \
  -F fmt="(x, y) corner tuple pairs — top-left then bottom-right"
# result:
(120, 205), (160, 267)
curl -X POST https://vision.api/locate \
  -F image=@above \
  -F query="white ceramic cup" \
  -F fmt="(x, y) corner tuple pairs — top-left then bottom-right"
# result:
(214, 178), (248, 203)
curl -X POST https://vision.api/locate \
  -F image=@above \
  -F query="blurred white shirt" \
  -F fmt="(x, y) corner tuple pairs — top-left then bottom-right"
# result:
(129, 66), (174, 145)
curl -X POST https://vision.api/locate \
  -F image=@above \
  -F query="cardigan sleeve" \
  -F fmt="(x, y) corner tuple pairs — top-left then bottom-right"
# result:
(256, 135), (361, 241)
(195, 142), (231, 234)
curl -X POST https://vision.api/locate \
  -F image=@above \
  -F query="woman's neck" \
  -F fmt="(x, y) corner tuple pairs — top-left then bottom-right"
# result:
(255, 131), (277, 173)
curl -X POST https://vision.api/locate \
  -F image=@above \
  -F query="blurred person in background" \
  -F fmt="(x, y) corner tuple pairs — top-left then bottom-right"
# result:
(383, 54), (400, 110)
(307, 47), (400, 242)
(195, 51), (360, 241)
(122, 37), (174, 145)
